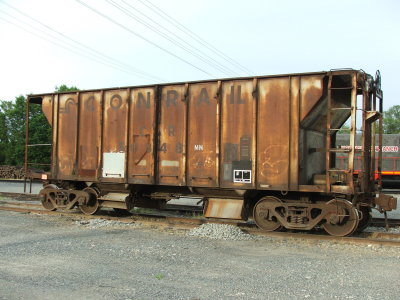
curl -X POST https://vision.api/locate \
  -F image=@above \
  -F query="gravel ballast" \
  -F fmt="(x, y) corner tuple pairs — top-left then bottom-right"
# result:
(74, 219), (139, 229)
(187, 223), (255, 240)
(0, 211), (399, 300)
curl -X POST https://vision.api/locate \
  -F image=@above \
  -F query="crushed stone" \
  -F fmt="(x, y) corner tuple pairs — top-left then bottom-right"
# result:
(187, 223), (254, 241)
(365, 226), (400, 233)
(75, 218), (137, 229)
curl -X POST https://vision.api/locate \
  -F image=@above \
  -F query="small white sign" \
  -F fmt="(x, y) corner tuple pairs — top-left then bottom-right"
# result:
(233, 170), (251, 183)
(102, 152), (125, 178)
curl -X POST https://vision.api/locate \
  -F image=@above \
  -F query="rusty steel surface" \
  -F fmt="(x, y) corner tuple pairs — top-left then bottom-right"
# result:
(220, 80), (255, 189)
(57, 93), (78, 180)
(128, 87), (156, 184)
(28, 69), (384, 199)
(41, 95), (53, 126)
(102, 89), (129, 182)
(299, 75), (324, 122)
(158, 85), (187, 186)
(187, 82), (219, 187)
(78, 92), (101, 180)
(204, 198), (244, 219)
(257, 77), (290, 190)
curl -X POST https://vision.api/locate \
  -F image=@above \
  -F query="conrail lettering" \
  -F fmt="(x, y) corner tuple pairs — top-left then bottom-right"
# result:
(197, 88), (210, 106)
(84, 96), (95, 112)
(130, 143), (152, 153)
(176, 142), (183, 154)
(157, 142), (184, 154)
(229, 85), (245, 104)
(60, 98), (76, 114)
(137, 92), (151, 109)
(158, 143), (167, 152)
(166, 90), (178, 107)
(168, 125), (175, 137)
(110, 94), (123, 110)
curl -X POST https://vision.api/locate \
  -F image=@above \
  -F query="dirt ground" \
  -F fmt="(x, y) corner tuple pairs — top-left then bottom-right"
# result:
(0, 210), (399, 300)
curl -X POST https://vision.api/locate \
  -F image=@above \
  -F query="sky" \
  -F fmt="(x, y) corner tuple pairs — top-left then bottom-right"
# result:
(0, 0), (399, 109)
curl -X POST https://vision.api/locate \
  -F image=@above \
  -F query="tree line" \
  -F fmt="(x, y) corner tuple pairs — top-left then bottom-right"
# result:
(0, 85), (78, 168)
(0, 86), (399, 168)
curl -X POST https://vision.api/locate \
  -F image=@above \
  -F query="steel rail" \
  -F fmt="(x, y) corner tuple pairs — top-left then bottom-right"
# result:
(0, 202), (399, 247)
(1, 192), (399, 226)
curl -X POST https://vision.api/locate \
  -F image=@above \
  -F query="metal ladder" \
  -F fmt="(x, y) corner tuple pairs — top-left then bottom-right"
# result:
(325, 73), (358, 192)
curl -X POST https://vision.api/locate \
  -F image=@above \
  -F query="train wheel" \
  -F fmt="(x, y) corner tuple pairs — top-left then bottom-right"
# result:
(354, 206), (372, 233)
(253, 196), (283, 231)
(41, 184), (58, 211)
(323, 199), (359, 236)
(79, 187), (100, 215)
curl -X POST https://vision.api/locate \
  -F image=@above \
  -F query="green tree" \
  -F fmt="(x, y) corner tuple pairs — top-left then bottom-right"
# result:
(0, 96), (25, 165)
(0, 102), (10, 164)
(382, 105), (400, 134)
(55, 84), (79, 93)
(0, 84), (79, 168)
(27, 100), (52, 168)
(27, 85), (79, 169)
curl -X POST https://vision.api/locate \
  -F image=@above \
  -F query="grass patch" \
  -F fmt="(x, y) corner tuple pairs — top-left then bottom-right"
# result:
(154, 274), (165, 280)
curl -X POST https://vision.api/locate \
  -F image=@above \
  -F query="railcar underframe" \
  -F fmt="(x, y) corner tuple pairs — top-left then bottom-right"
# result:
(25, 69), (397, 236)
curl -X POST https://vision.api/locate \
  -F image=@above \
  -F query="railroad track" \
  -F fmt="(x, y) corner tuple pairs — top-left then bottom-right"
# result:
(2, 191), (400, 227)
(0, 197), (399, 247)
(382, 189), (400, 194)
(371, 218), (400, 227)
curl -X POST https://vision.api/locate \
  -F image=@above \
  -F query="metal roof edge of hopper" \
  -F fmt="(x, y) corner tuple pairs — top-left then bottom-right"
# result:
(329, 68), (359, 76)
(27, 70), (351, 98)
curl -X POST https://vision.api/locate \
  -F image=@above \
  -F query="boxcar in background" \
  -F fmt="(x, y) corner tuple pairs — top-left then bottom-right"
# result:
(336, 134), (400, 187)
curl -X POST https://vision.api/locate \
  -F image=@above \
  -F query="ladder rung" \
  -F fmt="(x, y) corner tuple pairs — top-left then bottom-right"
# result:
(330, 107), (352, 111)
(329, 148), (351, 153)
(328, 128), (341, 131)
(328, 86), (353, 90)
(328, 169), (349, 173)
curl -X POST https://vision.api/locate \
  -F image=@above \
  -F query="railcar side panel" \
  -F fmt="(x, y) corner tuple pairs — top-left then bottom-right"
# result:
(50, 95), (58, 177)
(56, 93), (78, 180)
(299, 75), (324, 122)
(102, 89), (129, 182)
(41, 95), (53, 126)
(289, 77), (300, 190)
(78, 92), (101, 180)
(128, 87), (156, 184)
(220, 80), (255, 189)
(257, 77), (290, 190)
(187, 82), (219, 187)
(158, 85), (187, 186)
(298, 76), (326, 186)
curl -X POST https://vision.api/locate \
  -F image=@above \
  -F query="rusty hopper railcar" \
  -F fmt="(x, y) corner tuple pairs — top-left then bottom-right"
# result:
(25, 69), (397, 236)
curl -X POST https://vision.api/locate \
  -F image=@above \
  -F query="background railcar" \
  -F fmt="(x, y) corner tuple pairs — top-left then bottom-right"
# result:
(336, 134), (400, 187)
(25, 69), (397, 236)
